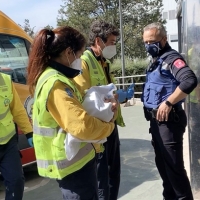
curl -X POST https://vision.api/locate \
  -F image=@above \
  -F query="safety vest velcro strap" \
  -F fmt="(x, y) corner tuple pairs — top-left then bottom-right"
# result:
(34, 71), (58, 99)
(37, 143), (93, 170)
(0, 129), (15, 143)
(33, 125), (56, 137)
(0, 107), (9, 120)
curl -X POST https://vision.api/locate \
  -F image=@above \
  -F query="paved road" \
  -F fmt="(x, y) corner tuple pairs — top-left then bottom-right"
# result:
(0, 103), (196, 200)
(118, 103), (162, 200)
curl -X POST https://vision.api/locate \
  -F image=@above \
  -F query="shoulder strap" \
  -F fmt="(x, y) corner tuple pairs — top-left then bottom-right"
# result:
(147, 50), (178, 72)
(82, 50), (98, 70)
(34, 68), (82, 102)
(34, 68), (58, 100)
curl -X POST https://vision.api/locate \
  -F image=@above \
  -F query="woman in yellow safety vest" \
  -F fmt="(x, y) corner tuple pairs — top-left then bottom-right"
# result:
(27, 26), (118, 200)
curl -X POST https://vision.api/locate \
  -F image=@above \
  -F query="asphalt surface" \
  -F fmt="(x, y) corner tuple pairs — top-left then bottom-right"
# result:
(0, 101), (199, 200)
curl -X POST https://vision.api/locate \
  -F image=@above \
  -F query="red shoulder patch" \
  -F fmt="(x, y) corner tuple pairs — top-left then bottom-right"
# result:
(173, 59), (186, 69)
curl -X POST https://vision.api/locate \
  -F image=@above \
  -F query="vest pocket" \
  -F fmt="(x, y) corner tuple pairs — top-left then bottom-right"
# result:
(91, 74), (106, 86)
(145, 84), (164, 105)
(0, 116), (14, 129)
(0, 116), (15, 141)
(52, 134), (66, 160)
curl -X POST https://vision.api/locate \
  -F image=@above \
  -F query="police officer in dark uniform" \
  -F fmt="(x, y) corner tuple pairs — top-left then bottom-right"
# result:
(142, 22), (197, 200)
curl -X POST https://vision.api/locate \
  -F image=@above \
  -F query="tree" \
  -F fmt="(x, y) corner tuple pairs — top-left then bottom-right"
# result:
(57, 0), (165, 58)
(44, 25), (54, 30)
(19, 19), (35, 38)
(19, 21), (54, 38)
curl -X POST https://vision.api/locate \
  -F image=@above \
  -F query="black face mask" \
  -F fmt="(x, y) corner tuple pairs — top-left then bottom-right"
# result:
(144, 41), (162, 57)
(144, 36), (165, 58)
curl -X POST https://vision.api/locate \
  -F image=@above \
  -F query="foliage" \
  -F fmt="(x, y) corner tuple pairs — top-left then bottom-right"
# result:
(44, 25), (54, 30)
(110, 58), (148, 95)
(19, 21), (54, 38)
(57, 0), (165, 58)
(19, 19), (35, 38)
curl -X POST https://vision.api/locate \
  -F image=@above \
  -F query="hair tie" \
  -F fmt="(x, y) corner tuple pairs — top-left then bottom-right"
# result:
(47, 29), (54, 40)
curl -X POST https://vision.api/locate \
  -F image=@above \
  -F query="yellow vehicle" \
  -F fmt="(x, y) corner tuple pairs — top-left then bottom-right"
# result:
(0, 11), (35, 166)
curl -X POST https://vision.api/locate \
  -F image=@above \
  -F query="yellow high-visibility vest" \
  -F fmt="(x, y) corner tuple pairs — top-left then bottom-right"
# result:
(0, 73), (16, 144)
(33, 67), (95, 180)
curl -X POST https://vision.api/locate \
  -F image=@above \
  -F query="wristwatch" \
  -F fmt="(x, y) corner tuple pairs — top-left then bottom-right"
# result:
(165, 100), (173, 107)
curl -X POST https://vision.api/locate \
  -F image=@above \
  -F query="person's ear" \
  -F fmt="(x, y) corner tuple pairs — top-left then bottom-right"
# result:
(96, 37), (101, 45)
(161, 36), (167, 48)
(163, 36), (167, 43)
(64, 47), (72, 56)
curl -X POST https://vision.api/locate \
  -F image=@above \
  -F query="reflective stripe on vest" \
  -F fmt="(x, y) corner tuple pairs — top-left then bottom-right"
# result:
(36, 143), (93, 170)
(0, 129), (15, 143)
(0, 107), (9, 120)
(33, 125), (56, 137)
(33, 124), (67, 137)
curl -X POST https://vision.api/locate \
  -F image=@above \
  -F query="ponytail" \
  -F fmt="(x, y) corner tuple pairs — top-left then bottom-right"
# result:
(27, 28), (55, 95)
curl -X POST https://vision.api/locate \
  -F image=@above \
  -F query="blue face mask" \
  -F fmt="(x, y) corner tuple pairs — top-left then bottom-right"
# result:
(145, 41), (162, 57)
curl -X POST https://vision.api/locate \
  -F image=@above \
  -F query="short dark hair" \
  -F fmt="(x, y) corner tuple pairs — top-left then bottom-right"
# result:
(89, 20), (119, 46)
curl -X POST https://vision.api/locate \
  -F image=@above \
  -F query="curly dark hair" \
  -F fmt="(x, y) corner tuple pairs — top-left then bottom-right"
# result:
(89, 20), (119, 46)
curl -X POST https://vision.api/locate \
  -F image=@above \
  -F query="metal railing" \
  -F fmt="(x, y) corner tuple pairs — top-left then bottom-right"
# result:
(114, 74), (146, 95)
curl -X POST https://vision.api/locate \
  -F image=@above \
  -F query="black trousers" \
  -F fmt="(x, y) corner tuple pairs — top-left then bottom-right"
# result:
(150, 110), (193, 200)
(97, 123), (121, 200)
(57, 157), (98, 200)
(0, 135), (24, 200)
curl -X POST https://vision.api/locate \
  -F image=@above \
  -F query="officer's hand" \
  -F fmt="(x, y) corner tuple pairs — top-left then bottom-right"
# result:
(156, 101), (172, 121)
(126, 83), (135, 100)
(115, 89), (127, 103)
(26, 132), (34, 147)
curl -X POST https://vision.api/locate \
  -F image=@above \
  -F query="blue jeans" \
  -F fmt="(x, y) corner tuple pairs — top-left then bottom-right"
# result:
(0, 135), (25, 200)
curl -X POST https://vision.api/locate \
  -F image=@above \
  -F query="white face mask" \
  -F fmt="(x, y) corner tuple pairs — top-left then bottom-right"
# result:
(101, 39), (117, 59)
(70, 58), (82, 71)
(102, 45), (117, 59)
(67, 51), (82, 71)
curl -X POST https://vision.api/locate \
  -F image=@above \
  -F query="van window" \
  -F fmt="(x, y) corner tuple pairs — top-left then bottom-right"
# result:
(0, 35), (29, 84)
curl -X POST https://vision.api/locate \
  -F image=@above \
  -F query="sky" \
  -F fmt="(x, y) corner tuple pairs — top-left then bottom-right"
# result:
(0, 0), (64, 32)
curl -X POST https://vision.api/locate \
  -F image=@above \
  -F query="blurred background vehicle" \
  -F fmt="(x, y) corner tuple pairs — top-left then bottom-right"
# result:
(0, 10), (35, 166)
